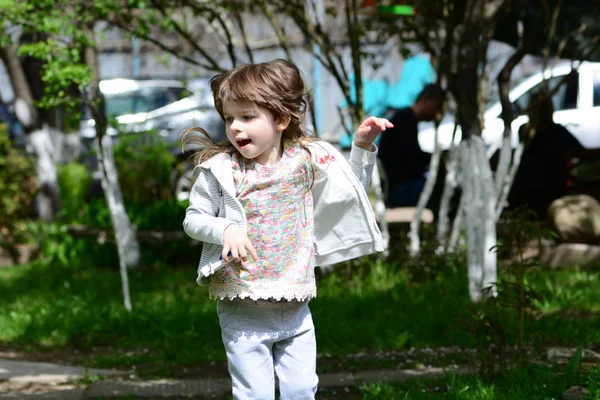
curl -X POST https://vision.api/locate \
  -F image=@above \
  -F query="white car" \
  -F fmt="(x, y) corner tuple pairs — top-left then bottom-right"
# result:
(79, 78), (188, 138)
(78, 78), (226, 201)
(418, 61), (600, 153)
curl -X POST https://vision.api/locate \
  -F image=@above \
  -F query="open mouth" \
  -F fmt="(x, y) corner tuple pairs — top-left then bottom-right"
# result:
(236, 139), (252, 147)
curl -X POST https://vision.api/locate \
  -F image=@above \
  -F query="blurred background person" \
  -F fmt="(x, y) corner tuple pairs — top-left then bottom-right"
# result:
(377, 84), (444, 211)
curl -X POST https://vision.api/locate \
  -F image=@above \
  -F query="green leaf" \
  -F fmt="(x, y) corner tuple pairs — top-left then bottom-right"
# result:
(564, 345), (583, 387)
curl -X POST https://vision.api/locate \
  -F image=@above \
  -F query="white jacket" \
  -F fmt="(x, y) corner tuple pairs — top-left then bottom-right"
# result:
(183, 141), (384, 285)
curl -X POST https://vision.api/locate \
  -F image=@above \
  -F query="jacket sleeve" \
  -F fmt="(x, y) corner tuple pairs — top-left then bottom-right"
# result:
(347, 143), (379, 190)
(182, 168), (236, 245)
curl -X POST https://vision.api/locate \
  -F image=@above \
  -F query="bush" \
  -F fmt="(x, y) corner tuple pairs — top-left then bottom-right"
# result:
(0, 124), (37, 263)
(112, 132), (176, 204)
(53, 133), (190, 267)
(57, 161), (92, 221)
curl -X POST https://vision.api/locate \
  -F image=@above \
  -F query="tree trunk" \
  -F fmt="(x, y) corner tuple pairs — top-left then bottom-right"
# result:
(95, 134), (136, 311)
(0, 42), (62, 220)
(27, 127), (61, 221)
(448, 194), (464, 252)
(495, 142), (523, 219)
(494, 46), (527, 220)
(345, 0), (364, 129)
(436, 141), (459, 247)
(448, 0), (503, 301)
(0, 44), (38, 131)
(84, 24), (137, 312)
(460, 136), (497, 301)
(410, 126), (441, 256)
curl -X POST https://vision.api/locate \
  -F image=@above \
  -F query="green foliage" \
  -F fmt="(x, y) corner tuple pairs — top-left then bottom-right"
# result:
(563, 345), (583, 389)
(66, 198), (187, 231)
(461, 206), (560, 376)
(0, 125), (37, 263)
(112, 132), (176, 204)
(0, 1), (94, 128)
(361, 382), (403, 399)
(57, 161), (92, 220)
(0, 256), (599, 379)
(50, 134), (186, 266)
(494, 207), (558, 349)
(587, 364), (600, 400)
(25, 222), (74, 267)
(357, 362), (598, 399)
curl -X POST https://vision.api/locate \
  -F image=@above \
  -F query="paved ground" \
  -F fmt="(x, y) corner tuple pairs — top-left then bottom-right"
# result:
(0, 358), (474, 399)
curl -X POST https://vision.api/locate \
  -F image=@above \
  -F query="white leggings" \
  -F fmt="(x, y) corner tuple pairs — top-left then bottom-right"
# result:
(217, 298), (318, 400)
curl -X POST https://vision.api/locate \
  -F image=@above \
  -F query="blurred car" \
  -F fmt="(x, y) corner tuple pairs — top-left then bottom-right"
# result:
(417, 61), (600, 153)
(128, 90), (226, 201)
(413, 61), (600, 217)
(80, 78), (226, 201)
(80, 78), (190, 139)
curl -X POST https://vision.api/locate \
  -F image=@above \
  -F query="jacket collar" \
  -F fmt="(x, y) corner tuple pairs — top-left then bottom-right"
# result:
(200, 153), (235, 194)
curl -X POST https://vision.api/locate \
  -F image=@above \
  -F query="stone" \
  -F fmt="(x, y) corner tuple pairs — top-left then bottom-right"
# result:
(539, 243), (600, 268)
(547, 347), (600, 362)
(548, 195), (600, 245)
(562, 386), (591, 400)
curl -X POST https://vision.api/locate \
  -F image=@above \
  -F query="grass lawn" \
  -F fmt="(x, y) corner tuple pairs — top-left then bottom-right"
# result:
(0, 251), (598, 378)
(356, 362), (600, 400)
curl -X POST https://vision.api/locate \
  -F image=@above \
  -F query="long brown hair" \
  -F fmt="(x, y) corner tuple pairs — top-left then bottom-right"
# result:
(181, 59), (318, 165)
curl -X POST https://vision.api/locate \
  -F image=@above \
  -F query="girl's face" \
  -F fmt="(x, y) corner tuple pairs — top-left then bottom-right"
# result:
(222, 100), (288, 166)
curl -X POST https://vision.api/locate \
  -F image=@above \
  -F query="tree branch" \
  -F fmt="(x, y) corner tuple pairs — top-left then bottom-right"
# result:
(231, 2), (254, 63)
(151, 1), (225, 70)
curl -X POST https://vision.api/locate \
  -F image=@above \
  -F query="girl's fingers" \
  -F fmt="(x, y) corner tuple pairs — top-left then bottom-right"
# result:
(230, 247), (239, 261)
(222, 246), (230, 262)
(246, 242), (259, 262)
(239, 247), (248, 265)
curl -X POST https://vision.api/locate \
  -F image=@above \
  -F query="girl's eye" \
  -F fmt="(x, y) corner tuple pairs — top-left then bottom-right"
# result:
(225, 117), (233, 123)
(243, 115), (254, 121)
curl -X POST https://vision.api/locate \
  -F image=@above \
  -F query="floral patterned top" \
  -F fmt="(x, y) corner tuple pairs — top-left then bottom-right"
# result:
(208, 142), (316, 301)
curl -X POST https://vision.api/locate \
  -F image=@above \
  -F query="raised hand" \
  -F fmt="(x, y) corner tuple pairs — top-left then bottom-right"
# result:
(353, 116), (394, 151)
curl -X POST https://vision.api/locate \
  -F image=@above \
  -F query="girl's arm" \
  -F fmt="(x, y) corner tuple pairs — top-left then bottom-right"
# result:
(349, 116), (394, 189)
(347, 144), (379, 190)
(352, 116), (393, 151)
(183, 169), (235, 245)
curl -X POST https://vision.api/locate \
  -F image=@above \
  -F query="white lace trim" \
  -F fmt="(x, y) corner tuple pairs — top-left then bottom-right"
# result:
(209, 283), (317, 301)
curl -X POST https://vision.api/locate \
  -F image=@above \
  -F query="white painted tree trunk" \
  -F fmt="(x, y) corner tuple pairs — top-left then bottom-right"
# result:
(371, 161), (389, 257)
(84, 23), (138, 312)
(494, 132), (512, 196)
(27, 127), (60, 221)
(495, 141), (524, 220)
(95, 135), (138, 312)
(436, 143), (460, 248)
(448, 195), (464, 253)
(460, 137), (497, 302)
(410, 127), (441, 256)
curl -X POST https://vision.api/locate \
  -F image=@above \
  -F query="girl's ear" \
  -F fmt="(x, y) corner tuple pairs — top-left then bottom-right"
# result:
(276, 115), (291, 132)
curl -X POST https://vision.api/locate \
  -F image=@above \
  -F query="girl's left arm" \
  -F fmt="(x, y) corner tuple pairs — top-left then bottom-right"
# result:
(352, 116), (393, 152)
(348, 116), (393, 189)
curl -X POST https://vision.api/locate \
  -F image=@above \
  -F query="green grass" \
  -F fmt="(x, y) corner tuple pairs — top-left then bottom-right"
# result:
(0, 256), (598, 375)
(358, 362), (600, 400)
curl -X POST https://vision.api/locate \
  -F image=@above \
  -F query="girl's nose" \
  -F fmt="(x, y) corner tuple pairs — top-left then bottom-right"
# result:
(230, 119), (242, 132)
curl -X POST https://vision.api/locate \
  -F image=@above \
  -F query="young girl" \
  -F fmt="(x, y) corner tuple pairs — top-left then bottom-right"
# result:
(182, 59), (392, 400)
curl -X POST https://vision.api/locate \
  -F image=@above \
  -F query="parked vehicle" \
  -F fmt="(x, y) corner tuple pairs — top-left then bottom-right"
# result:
(131, 91), (226, 201)
(411, 61), (600, 217)
(417, 61), (600, 153)
(79, 78), (189, 139)
(79, 78), (226, 202)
